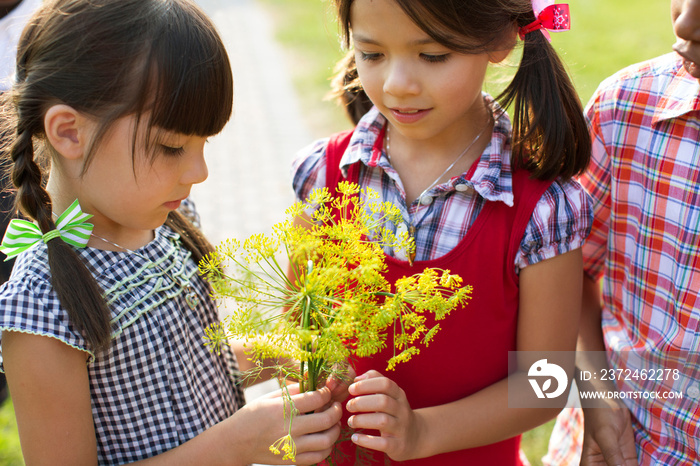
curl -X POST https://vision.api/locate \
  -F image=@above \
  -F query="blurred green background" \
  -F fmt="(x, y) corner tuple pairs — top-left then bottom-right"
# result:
(0, 1), (677, 464)
(260, 0), (677, 138)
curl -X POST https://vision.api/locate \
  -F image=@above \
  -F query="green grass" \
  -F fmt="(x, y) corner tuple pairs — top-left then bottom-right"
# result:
(0, 1), (677, 463)
(0, 399), (23, 465)
(543, 0), (676, 104)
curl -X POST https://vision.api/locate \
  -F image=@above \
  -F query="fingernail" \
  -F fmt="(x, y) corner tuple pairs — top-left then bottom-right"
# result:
(351, 433), (359, 443)
(348, 383), (357, 395)
(354, 373), (368, 382)
(347, 416), (354, 428)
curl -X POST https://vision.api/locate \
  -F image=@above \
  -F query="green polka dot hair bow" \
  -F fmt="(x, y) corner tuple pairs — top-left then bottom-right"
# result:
(0, 199), (94, 260)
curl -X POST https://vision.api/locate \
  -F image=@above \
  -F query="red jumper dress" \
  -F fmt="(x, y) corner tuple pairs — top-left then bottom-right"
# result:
(324, 130), (552, 465)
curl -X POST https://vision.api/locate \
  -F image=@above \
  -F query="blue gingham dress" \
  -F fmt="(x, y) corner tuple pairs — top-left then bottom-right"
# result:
(0, 224), (244, 464)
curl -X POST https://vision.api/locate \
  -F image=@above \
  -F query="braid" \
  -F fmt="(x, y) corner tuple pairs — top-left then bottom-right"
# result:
(1, 0), (234, 354)
(9, 106), (112, 353)
(11, 130), (51, 227)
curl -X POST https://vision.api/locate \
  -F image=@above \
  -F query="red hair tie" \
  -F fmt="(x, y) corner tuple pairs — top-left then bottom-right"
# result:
(519, 3), (571, 41)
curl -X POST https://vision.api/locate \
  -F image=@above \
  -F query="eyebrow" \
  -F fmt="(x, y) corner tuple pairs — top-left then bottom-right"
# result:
(352, 33), (438, 47)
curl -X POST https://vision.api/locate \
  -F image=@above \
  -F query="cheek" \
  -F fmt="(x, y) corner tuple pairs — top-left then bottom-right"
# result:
(434, 57), (488, 91)
(356, 64), (380, 96)
(437, 71), (484, 102)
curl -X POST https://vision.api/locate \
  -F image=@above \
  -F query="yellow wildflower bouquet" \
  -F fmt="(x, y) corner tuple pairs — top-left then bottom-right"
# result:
(199, 182), (472, 460)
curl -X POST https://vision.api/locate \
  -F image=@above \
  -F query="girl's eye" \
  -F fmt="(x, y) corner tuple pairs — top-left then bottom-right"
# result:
(359, 51), (382, 62)
(160, 145), (185, 157)
(421, 53), (450, 63)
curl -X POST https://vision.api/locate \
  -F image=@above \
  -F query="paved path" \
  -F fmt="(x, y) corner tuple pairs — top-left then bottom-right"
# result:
(191, 0), (313, 437)
(192, 0), (313, 245)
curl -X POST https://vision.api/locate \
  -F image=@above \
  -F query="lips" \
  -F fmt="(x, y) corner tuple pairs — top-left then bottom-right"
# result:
(164, 199), (184, 210)
(673, 43), (700, 78)
(389, 107), (431, 124)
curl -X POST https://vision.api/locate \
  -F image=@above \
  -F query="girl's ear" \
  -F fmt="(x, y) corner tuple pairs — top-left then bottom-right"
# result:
(44, 104), (93, 161)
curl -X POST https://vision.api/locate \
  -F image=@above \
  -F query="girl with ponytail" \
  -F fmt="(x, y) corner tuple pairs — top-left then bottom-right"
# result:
(0, 0), (341, 464)
(292, 0), (592, 464)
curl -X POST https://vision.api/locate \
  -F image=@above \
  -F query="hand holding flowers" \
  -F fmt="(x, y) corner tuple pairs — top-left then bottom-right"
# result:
(346, 370), (425, 462)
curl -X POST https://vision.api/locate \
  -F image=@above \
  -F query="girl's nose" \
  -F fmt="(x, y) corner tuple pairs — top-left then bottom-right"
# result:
(675, 0), (700, 42)
(182, 149), (208, 185)
(383, 59), (420, 97)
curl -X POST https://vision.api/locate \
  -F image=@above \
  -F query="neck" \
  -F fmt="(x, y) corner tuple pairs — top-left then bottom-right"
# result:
(89, 231), (153, 253)
(47, 177), (155, 251)
(385, 108), (494, 205)
(87, 227), (155, 252)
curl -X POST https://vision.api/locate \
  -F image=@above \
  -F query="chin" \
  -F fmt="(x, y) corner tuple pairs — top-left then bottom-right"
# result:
(683, 60), (700, 79)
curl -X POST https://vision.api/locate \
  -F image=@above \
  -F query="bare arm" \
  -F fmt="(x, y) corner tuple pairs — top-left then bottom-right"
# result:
(4, 331), (97, 466)
(347, 249), (583, 460)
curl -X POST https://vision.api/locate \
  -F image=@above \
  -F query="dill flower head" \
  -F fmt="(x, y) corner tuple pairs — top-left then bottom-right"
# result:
(199, 183), (473, 461)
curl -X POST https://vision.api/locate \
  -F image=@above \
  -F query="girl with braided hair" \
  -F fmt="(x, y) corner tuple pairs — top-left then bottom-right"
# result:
(0, 0), (341, 463)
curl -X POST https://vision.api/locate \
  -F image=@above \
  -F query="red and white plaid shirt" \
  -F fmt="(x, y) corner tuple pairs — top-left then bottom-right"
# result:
(546, 52), (700, 466)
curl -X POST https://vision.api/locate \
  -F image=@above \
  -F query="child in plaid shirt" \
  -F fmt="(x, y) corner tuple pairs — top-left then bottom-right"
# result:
(546, 1), (700, 464)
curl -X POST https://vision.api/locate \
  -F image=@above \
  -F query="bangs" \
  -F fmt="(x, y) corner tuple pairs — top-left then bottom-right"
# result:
(145, 2), (233, 137)
(391, 1), (518, 54)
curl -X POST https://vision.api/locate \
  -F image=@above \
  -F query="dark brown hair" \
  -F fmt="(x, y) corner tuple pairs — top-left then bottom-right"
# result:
(331, 0), (590, 181)
(1, 0), (233, 352)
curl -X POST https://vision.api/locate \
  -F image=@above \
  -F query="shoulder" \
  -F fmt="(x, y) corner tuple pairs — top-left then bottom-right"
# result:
(535, 178), (592, 223)
(291, 136), (332, 201)
(597, 53), (681, 93)
(3, 243), (53, 294)
(518, 177), (593, 269)
(587, 53), (685, 114)
(291, 107), (387, 201)
(0, 246), (91, 368)
(292, 136), (332, 172)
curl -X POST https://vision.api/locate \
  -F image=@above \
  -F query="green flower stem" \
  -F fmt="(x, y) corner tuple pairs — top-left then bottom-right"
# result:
(300, 296), (311, 392)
